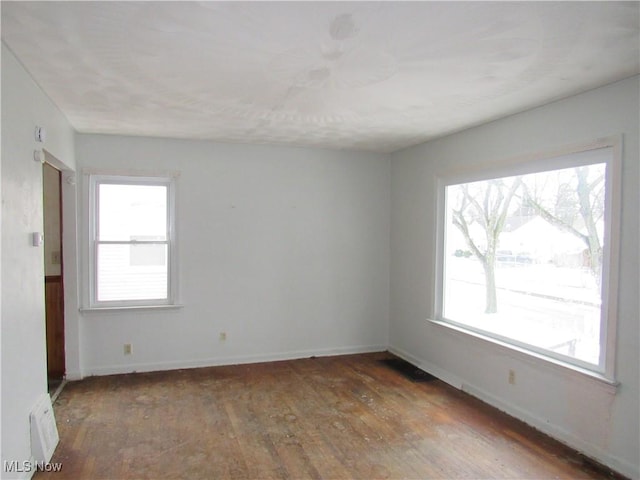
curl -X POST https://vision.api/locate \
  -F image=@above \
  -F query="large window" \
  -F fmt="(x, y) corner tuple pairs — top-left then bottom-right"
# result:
(88, 175), (177, 308)
(436, 142), (620, 377)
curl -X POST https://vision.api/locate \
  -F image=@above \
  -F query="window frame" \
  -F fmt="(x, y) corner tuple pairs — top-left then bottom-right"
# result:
(433, 137), (622, 381)
(87, 173), (178, 309)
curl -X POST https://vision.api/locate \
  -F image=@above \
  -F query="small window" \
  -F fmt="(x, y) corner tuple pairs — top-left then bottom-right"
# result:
(89, 175), (176, 308)
(436, 142), (620, 377)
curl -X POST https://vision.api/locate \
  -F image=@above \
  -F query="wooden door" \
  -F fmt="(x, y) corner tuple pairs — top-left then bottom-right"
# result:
(45, 276), (65, 377)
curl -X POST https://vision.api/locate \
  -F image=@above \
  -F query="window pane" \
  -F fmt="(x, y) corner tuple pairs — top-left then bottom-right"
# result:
(97, 244), (168, 301)
(129, 237), (167, 266)
(443, 163), (605, 365)
(98, 184), (167, 241)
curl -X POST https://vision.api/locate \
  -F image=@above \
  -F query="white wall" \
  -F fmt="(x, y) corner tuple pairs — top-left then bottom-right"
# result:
(1, 43), (76, 478)
(390, 76), (639, 478)
(75, 134), (390, 376)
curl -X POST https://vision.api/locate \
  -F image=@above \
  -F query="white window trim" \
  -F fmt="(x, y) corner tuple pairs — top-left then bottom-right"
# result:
(84, 171), (180, 310)
(432, 136), (622, 382)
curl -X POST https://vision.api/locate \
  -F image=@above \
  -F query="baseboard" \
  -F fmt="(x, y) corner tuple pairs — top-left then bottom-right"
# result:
(387, 344), (639, 480)
(83, 344), (387, 377)
(460, 382), (638, 479)
(388, 345), (465, 389)
(64, 370), (83, 381)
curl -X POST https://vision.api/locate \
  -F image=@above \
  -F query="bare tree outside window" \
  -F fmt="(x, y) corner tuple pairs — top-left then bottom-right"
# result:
(443, 161), (607, 365)
(450, 177), (521, 314)
(523, 165), (605, 283)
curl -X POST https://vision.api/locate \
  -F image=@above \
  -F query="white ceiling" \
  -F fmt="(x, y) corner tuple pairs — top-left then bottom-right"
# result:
(2, 2), (639, 153)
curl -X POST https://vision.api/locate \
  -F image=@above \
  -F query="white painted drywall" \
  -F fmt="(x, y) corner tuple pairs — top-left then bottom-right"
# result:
(1, 43), (76, 478)
(389, 76), (639, 478)
(75, 135), (390, 375)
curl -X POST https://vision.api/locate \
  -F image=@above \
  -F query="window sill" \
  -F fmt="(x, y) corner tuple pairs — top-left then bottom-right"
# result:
(80, 304), (184, 313)
(427, 318), (619, 394)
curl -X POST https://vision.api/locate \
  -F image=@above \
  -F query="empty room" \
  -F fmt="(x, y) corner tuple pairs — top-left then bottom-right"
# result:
(1, 1), (639, 479)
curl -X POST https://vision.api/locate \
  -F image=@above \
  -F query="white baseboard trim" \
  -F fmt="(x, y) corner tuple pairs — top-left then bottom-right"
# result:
(83, 344), (387, 377)
(459, 382), (638, 479)
(388, 345), (465, 389)
(64, 370), (83, 381)
(388, 344), (639, 480)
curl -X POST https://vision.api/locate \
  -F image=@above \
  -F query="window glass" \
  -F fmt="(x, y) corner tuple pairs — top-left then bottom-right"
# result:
(442, 157), (608, 368)
(98, 184), (167, 241)
(90, 176), (175, 307)
(97, 244), (168, 301)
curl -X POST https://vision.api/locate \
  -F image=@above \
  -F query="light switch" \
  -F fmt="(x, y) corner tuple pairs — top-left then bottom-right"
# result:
(32, 232), (44, 247)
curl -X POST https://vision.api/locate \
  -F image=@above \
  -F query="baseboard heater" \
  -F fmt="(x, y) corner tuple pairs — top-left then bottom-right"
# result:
(30, 393), (59, 463)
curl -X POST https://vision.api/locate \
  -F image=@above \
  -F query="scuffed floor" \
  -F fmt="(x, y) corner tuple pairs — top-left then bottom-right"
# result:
(39, 353), (623, 479)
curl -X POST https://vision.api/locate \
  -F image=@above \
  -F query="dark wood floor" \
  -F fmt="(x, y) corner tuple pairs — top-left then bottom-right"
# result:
(39, 353), (623, 480)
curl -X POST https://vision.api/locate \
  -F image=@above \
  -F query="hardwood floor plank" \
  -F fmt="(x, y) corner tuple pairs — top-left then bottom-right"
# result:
(37, 353), (626, 480)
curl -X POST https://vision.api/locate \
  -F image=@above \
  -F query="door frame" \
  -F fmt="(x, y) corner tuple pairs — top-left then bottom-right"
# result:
(43, 161), (65, 378)
(42, 149), (81, 380)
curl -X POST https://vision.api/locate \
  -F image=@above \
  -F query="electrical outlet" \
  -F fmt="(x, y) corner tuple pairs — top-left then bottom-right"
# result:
(508, 369), (516, 385)
(219, 332), (227, 342)
(51, 251), (61, 265)
(124, 344), (132, 355)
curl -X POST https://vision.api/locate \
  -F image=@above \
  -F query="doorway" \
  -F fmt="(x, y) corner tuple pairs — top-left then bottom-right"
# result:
(43, 162), (65, 395)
